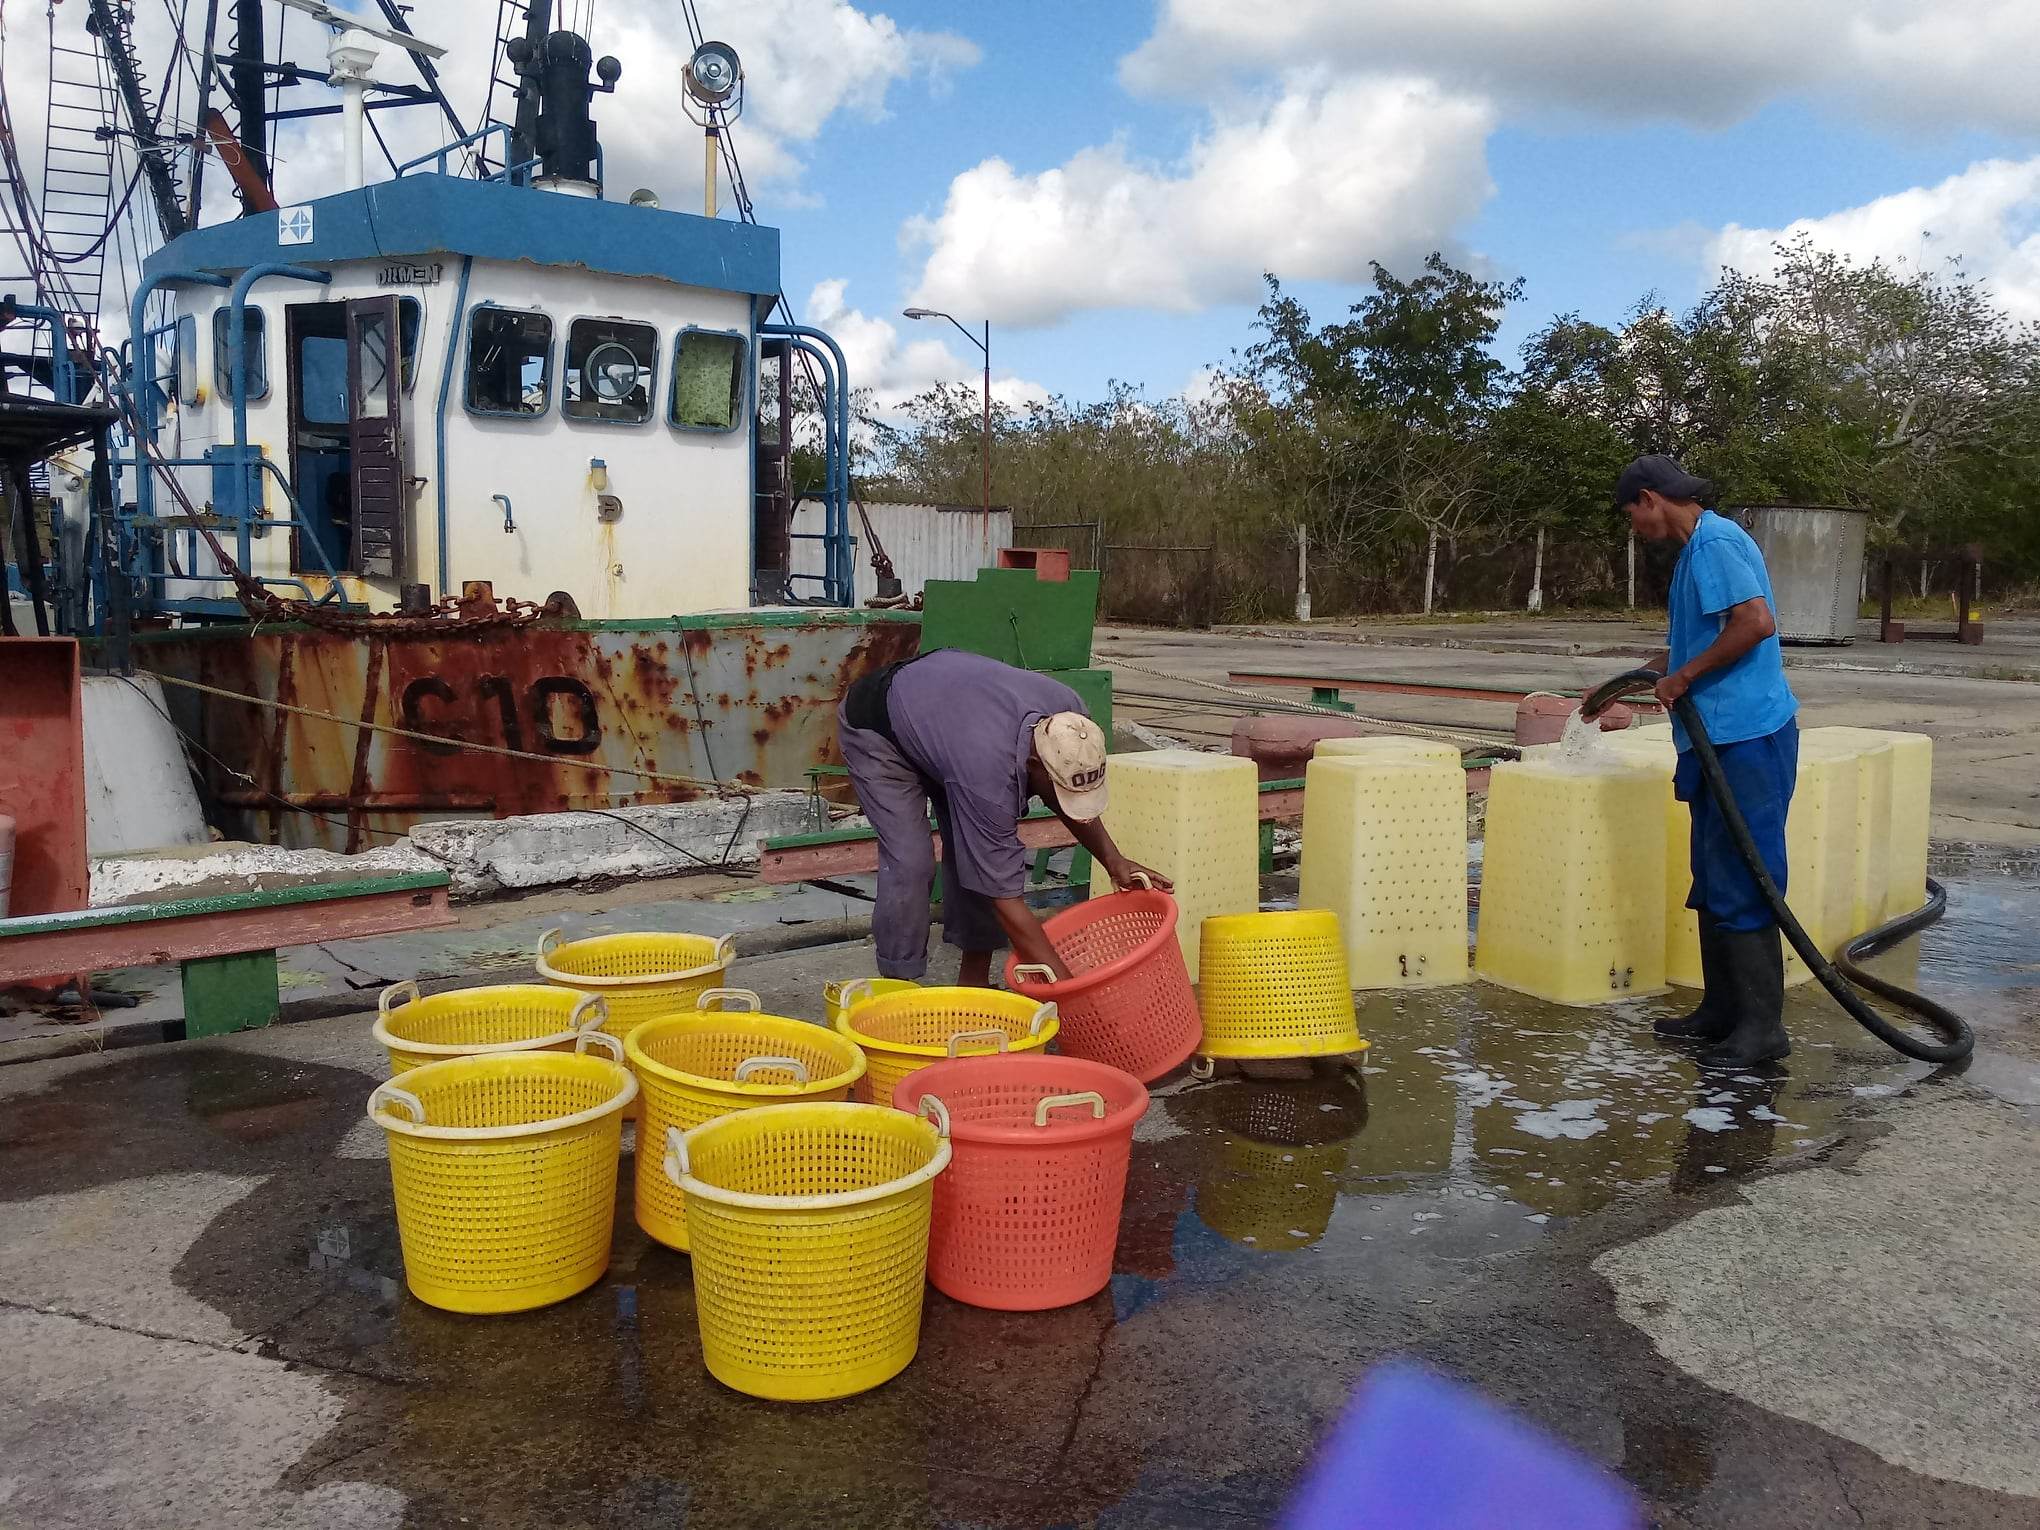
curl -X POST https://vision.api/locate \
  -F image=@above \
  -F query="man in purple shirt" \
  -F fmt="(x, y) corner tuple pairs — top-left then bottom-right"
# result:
(838, 648), (1167, 985)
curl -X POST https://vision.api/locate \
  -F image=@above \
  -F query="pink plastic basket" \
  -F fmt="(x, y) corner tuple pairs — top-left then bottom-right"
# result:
(896, 1055), (1147, 1311)
(1004, 887), (1201, 1082)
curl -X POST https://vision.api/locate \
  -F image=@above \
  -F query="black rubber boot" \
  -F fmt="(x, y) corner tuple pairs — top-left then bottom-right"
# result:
(1655, 916), (1737, 1044)
(1700, 927), (1790, 1068)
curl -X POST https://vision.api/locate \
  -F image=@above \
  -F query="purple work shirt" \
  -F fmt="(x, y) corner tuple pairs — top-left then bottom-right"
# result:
(884, 649), (1087, 900)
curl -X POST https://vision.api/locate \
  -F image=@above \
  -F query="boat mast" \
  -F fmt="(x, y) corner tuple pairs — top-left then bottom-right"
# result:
(226, 0), (270, 199)
(86, 0), (188, 243)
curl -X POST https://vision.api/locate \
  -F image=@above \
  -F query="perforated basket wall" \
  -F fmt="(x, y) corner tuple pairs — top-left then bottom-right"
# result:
(1314, 735), (1462, 766)
(1297, 757), (1469, 989)
(1196, 910), (1365, 1060)
(371, 1052), (633, 1314)
(834, 987), (1059, 1109)
(1086, 751), (1258, 979)
(374, 983), (598, 1075)
(627, 1013), (865, 1251)
(1598, 733), (1696, 988)
(676, 1102), (947, 1401)
(536, 930), (734, 1035)
(1473, 757), (1669, 1005)
(896, 1056), (1147, 1311)
(1007, 890), (1200, 1082)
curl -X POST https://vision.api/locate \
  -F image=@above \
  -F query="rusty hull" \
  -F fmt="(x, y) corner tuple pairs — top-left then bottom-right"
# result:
(127, 611), (920, 851)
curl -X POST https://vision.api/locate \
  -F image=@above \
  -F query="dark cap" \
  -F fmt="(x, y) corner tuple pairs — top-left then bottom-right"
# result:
(1613, 454), (1715, 510)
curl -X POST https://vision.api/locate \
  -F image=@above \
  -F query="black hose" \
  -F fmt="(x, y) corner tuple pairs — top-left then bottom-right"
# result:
(1582, 670), (1974, 1064)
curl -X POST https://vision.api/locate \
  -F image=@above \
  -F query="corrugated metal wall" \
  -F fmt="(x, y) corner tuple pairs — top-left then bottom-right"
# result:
(789, 501), (1014, 604)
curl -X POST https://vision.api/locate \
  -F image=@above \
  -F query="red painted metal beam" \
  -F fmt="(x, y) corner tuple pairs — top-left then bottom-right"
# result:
(0, 883), (454, 985)
(1224, 670), (1665, 713)
(759, 788), (1308, 884)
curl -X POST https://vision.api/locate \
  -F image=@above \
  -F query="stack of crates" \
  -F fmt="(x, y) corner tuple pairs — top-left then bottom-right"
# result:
(1087, 750), (1258, 978)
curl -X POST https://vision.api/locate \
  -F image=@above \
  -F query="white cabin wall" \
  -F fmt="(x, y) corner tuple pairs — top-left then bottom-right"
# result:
(789, 501), (1012, 603)
(162, 258), (754, 616)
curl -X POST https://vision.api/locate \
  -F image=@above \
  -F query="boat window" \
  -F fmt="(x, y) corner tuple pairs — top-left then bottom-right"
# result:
(563, 317), (657, 424)
(464, 306), (553, 417)
(671, 327), (745, 432)
(158, 315), (201, 406)
(211, 306), (268, 400)
(398, 296), (422, 392)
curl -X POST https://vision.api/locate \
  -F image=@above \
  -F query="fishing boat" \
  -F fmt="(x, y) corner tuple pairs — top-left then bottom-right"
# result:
(0, 1), (923, 851)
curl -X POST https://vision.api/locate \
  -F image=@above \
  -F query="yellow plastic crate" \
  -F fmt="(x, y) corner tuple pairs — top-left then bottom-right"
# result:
(1797, 730), (1894, 942)
(367, 1034), (638, 1314)
(372, 981), (607, 1075)
(1598, 732), (1696, 988)
(535, 927), (736, 1037)
(625, 990), (866, 1252)
(1086, 750), (1258, 979)
(1784, 737), (1861, 979)
(1196, 910), (1366, 1062)
(833, 987), (1059, 1108)
(665, 1101), (950, 1401)
(1800, 726), (1932, 922)
(1314, 735), (1463, 767)
(1298, 756), (1468, 988)
(1474, 754), (1668, 1005)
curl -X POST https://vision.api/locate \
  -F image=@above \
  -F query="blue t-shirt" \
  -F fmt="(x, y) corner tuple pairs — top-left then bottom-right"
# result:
(1667, 511), (1798, 751)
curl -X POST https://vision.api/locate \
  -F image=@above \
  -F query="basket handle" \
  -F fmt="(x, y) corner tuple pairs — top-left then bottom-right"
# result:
(567, 992), (608, 1034)
(574, 1029), (626, 1063)
(833, 977), (875, 1010)
(368, 1081), (425, 1124)
(696, 987), (759, 1012)
(537, 926), (563, 964)
(735, 1055), (810, 1084)
(662, 1125), (690, 1187)
(1034, 1091), (1106, 1127)
(945, 1027), (1010, 1057)
(1027, 1001), (1058, 1036)
(712, 933), (738, 964)
(917, 1094), (952, 1139)
(377, 980), (420, 1017)
(1123, 870), (1155, 890)
(1011, 963), (1057, 988)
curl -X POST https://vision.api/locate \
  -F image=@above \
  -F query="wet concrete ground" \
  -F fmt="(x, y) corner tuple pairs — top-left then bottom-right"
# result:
(3, 855), (2038, 1529)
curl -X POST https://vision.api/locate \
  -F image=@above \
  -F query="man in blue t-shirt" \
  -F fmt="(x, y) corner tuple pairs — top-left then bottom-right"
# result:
(1595, 455), (1799, 1067)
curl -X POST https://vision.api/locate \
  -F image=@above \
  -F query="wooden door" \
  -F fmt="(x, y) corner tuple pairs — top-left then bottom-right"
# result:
(345, 296), (404, 578)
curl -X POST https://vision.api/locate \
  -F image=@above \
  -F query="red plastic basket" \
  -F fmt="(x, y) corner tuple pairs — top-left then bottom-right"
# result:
(896, 1055), (1147, 1311)
(1004, 887), (1202, 1082)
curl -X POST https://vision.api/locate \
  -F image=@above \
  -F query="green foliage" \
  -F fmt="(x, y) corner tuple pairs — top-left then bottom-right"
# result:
(831, 242), (2040, 620)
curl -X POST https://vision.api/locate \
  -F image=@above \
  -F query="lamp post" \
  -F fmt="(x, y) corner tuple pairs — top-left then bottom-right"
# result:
(902, 306), (992, 557)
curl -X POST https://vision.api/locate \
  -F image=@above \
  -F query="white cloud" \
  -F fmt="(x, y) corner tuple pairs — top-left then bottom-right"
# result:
(1705, 157), (2040, 321)
(1120, 0), (2040, 133)
(802, 279), (1048, 412)
(905, 74), (1493, 328)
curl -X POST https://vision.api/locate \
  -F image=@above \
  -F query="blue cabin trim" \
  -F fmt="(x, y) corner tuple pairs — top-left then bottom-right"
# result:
(143, 174), (781, 297)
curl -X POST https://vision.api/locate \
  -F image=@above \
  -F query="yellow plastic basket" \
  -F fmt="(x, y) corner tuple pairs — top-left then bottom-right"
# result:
(664, 1100), (952, 1401)
(833, 987), (1059, 1109)
(823, 976), (921, 1027)
(625, 988), (867, 1252)
(372, 981), (608, 1075)
(367, 1032), (638, 1315)
(534, 927), (737, 1037)
(1194, 911), (1368, 1067)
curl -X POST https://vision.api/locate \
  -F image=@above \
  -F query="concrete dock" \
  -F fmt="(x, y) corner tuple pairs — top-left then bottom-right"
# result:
(4, 617), (2039, 1528)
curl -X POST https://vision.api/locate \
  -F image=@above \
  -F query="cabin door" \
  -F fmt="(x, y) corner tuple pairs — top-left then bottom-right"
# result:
(344, 296), (405, 579)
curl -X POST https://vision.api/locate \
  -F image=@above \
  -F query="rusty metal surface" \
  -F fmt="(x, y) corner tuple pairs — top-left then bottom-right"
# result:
(126, 613), (920, 851)
(0, 637), (88, 919)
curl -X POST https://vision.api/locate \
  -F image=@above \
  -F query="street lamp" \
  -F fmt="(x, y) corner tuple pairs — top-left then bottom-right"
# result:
(902, 306), (992, 556)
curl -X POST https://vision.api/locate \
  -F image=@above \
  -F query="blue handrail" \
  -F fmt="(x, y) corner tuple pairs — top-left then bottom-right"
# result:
(397, 124), (539, 186)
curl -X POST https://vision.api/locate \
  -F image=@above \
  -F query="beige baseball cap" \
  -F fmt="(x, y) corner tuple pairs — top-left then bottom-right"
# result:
(1031, 711), (1109, 822)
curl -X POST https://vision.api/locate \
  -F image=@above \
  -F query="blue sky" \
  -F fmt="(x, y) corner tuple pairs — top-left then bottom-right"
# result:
(721, 0), (2040, 408)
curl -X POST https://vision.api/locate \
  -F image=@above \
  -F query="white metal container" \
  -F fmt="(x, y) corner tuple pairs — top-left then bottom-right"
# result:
(1730, 505), (1869, 645)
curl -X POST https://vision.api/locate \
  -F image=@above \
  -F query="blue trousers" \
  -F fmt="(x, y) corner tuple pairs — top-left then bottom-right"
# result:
(1673, 722), (1797, 933)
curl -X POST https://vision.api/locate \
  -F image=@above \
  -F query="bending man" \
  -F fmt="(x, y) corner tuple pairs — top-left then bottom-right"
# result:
(1597, 455), (1799, 1067)
(838, 648), (1166, 985)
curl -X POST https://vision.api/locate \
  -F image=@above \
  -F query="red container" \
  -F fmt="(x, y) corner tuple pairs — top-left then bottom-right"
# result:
(897, 1055), (1147, 1311)
(1004, 888), (1201, 1083)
